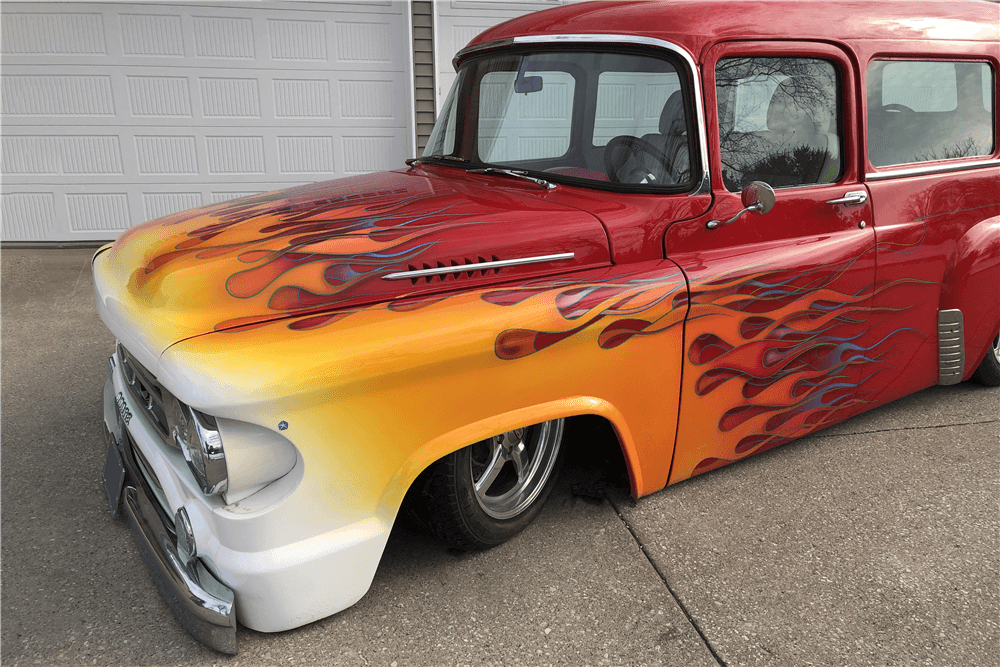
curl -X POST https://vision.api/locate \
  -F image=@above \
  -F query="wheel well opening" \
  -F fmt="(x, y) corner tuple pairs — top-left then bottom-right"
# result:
(396, 413), (633, 539)
(560, 414), (632, 496)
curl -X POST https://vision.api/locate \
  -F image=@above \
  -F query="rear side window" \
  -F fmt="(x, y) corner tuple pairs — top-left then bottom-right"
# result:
(716, 57), (842, 191)
(867, 60), (995, 167)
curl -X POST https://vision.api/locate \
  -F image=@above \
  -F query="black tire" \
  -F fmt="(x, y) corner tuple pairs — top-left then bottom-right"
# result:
(972, 332), (1000, 386)
(417, 419), (565, 550)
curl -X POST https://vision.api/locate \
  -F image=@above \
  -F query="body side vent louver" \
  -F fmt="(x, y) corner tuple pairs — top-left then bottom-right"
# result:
(938, 309), (965, 385)
(405, 255), (502, 284)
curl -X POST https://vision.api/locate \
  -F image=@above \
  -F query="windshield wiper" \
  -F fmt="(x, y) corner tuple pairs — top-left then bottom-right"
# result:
(466, 167), (556, 190)
(406, 154), (469, 166)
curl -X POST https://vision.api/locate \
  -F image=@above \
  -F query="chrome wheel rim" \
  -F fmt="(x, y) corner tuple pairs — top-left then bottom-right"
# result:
(993, 333), (1000, 364)
(470, 420), (563, 520)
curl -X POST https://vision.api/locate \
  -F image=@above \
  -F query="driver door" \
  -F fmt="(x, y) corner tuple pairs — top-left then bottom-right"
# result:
(665, 41), (877, 483)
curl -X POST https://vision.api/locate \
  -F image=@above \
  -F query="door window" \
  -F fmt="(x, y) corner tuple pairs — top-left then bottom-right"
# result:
(716, 57), (842, 191)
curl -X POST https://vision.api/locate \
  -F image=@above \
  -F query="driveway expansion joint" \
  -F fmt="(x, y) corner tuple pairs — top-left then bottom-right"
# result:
(608, 496), (729, 667)
(813, 418), (998, 439)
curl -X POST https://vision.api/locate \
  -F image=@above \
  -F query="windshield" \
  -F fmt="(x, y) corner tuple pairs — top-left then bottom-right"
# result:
(421, 49), (696, 191)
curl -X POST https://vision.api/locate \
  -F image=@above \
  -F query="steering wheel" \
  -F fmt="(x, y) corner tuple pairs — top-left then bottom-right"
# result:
(603, 135), (676, 184)
(882, 103), (914, 114)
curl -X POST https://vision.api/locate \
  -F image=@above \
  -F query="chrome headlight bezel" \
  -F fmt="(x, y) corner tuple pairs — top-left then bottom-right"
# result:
(165, 395), (229, 496)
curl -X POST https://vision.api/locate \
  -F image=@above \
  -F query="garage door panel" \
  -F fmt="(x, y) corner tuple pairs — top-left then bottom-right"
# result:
(1, 2), (413, 242)
(3, 66), (409, 127)
(2, 3), (409, 71)
(1, 181), (315, 242)
(3, 126), (411, 189)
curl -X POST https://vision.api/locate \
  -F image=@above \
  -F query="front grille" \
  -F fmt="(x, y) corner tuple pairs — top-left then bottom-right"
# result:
(117, 342), (171, 440)
(123, 430), (174, 537)
(126, 428), (163, 491)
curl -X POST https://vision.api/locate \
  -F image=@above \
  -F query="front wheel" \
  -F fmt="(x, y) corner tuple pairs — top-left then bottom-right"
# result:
(418, 419), (565, 550)
(973, 331), (1000, 386)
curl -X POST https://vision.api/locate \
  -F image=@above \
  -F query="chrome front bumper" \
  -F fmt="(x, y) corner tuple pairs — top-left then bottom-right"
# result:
(103, 371), (238, 654)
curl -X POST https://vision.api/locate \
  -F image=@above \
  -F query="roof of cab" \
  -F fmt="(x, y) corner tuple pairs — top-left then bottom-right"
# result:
(463, 0), (999, 63)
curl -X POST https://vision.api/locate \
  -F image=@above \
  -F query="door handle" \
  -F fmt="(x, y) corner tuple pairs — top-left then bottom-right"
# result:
(826, 190), (867, 206)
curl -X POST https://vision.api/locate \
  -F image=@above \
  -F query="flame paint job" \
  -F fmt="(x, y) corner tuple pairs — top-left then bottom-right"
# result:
(148, 261), (692, 504)
(483, 271), (685, 359)
(92, 0), (1000, 643)
(99, 169), (610, 356)
(668, 242), (933, 480)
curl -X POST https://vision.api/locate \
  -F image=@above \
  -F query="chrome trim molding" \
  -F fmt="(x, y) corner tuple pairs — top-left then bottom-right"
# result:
(453, 37), (514, 67)
(123, 484), (238, 654)
(382, 252), (575, 281)
(175, 507), (198, 563)
(866, 159), (1000, 181)
(455, 34), (712, 196)
(165, 395), (229, 496)
(938, 309), (965, 385)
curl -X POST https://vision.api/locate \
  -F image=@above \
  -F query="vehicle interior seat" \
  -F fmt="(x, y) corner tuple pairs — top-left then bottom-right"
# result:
(639, 90), (690, 184)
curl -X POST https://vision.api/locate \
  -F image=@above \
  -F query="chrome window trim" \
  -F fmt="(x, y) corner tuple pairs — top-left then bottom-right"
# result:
(382, 252), (575, 281)
(453, 38), (514, 67)
(866, 158), (1000, 181)
(455, 34), (712, 196)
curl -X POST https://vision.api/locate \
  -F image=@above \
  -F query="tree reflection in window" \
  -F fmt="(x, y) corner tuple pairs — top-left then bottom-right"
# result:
(716, 57), (841, 191)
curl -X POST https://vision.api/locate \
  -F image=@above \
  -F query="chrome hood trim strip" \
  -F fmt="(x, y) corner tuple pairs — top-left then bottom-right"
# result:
(382, 252), (575, 281)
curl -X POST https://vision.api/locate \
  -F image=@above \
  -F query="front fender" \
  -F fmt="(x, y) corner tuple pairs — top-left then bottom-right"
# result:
(378, 395), (642, 513)
(159, 261), (689, 531)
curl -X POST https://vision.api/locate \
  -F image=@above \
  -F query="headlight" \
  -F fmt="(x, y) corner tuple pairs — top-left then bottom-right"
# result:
(165, 395), (228, 496)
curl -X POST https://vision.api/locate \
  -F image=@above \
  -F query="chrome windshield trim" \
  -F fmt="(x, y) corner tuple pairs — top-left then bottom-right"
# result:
(513, 35), (710, 195)
(453, 37), (514, 67)
(454, 34), (712, 196)
(866, 158), (1000, 181)
(382, 252), (575, 281)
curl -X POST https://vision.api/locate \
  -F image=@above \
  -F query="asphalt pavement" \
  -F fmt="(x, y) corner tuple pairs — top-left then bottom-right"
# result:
(2, 248), (997, 667)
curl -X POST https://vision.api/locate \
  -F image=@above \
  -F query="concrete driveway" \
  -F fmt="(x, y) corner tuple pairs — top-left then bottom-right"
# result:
(2, 248), (997, 666)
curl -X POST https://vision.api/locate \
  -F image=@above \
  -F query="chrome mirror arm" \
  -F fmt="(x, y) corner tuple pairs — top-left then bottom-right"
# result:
(706, 202), (763, 229)
(706, 181), (775, 230)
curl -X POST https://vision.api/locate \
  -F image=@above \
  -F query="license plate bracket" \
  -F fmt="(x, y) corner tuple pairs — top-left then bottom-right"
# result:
(102, 436), (126, 519)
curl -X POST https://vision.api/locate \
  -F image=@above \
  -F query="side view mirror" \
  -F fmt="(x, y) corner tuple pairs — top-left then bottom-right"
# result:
(707, 181), (775, 229)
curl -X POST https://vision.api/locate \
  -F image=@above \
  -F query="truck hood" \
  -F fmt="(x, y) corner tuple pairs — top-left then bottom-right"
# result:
(94, 167), (611, 361)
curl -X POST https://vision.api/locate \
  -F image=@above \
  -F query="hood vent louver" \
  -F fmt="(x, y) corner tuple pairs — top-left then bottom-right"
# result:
(406, 255), (502, 285)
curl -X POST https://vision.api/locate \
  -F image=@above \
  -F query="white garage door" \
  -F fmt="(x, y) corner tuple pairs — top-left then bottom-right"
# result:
(1, 1), (413, 242)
